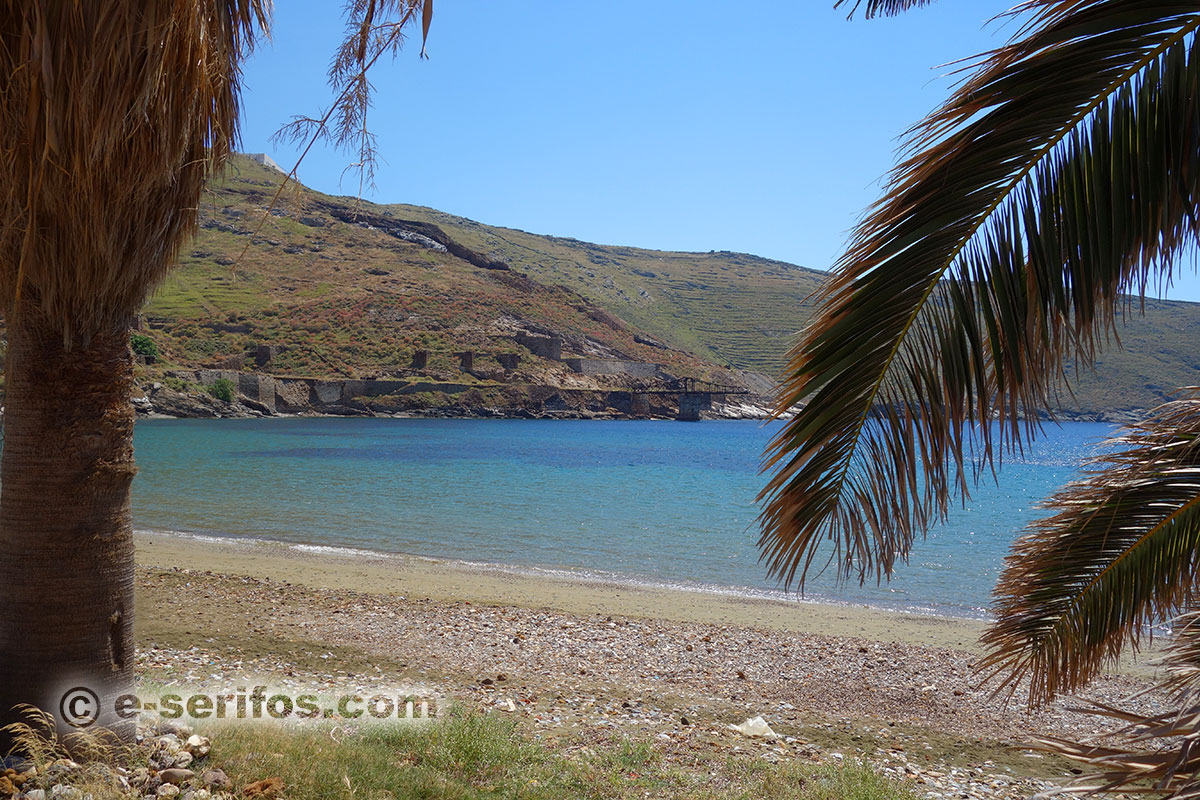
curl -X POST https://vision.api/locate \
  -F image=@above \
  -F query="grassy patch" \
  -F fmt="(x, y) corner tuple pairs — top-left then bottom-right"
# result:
(206, 712), (919, 800)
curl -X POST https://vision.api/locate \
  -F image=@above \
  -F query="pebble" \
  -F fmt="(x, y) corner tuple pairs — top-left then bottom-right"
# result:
(184, 736), (211, 758)
(158, 769), (194, 786)
(198, 770), (229, 791)
(131, 565), (1176, 800)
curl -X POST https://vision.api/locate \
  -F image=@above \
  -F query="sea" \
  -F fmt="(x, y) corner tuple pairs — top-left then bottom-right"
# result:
(132, 418), (1117, 620)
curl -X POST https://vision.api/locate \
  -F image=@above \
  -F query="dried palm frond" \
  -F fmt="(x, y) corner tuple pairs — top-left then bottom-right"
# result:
(273, 1), (433, 198)
(1028, 612), (1200, 797)
(980, 391), (1200, 705)
(0, 1), (270, 344)
(242, 1), (431, 258)
(759, 1), (1200, 597)
(835, 0), (936, 18)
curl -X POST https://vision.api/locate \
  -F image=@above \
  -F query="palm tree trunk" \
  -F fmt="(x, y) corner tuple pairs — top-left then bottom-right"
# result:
(0, 311), (136, 741)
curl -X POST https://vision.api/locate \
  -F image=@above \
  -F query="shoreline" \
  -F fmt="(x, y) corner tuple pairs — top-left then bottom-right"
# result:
(138, 527), (989, 621)
(134, 528), (1169, 799)
(136, 529), (986, 651)
(135, 403), (781, 422)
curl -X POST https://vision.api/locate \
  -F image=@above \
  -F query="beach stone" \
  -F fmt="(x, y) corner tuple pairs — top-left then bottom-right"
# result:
(156, 722), (191, 738)
(199, 770), (230, 790)
(172, 752), (194, 769)
(42, 762), (80, 785)
(185, 735), (211, 757)
(158, 769), (194, 786)
(23, 790), (45, 800)
(156, 785), (181, 798)
(48, 785), (82, 800)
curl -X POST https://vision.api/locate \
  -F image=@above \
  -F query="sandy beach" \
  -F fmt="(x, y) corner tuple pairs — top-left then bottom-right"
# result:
(135, 531), (986, 650)
(134, 530), (1167, 799)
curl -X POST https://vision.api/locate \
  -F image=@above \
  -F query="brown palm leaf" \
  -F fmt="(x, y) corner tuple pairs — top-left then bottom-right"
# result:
(1025, 611), (1200, 797)
(834, 0), (936, 18)
(759, 2), (1200, 594)
(979, 392), (1200, 704)
(0, 1), (270, 342)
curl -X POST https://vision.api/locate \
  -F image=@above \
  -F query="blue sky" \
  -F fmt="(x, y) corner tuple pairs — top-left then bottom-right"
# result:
(238, 2), (1200, 302)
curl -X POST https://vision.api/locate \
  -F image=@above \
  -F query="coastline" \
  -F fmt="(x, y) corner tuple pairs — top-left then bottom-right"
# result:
(135, 529), (985, 651)
(133, 528), (1170, 798)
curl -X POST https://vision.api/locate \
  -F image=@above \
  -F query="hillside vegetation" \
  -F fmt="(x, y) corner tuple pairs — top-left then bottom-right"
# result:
(130, 155), (1200, 416)
(386, 202), (827, 375)
(384, 205), (1200, 417)
(138, 158), (739, 403)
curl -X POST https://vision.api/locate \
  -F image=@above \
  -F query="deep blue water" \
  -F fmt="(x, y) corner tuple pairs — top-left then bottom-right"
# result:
(131, 418), (1116, 618)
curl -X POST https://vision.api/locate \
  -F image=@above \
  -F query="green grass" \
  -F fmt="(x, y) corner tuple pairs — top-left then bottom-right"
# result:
(205, 712), (919, 800)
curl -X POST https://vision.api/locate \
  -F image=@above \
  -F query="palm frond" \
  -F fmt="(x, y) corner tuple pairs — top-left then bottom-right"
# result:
(0, 1), (270, 343)
(978, 391), (1200, 705)
(241, 1), (431, 267)
(834, 0), (936, 19)
(1029, 611), (1200, 797)
(272, 0), (432, 198)
(759, 2), (1200, 592)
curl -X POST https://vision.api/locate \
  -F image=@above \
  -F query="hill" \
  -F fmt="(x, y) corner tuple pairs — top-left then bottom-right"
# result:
(131, 156), (766, 419)
(379, 204), (1200, 419)
(122, 154), (1200, 418)
(382, 203), (827, 376)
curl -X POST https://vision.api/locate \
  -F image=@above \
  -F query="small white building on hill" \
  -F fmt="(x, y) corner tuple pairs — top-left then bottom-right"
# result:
(244, 152), (284, 173)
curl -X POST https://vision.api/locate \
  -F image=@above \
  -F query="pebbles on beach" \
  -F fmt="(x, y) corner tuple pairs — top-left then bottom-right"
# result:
(127, 565), (1171, 799)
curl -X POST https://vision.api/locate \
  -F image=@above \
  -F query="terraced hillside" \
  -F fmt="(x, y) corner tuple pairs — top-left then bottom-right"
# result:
(384, 203), (826, 376)
(117, 154), (1200, 418)
(124, 156), (769, 418)
(381, 204), (1200, 417)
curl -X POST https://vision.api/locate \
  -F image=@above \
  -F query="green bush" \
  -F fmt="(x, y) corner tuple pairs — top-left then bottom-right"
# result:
(130, 333), (159, 359)
(208, 378), (236, 403)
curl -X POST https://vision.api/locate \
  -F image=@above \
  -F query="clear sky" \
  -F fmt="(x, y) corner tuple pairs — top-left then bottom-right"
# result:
(238, 2), (1200, 302)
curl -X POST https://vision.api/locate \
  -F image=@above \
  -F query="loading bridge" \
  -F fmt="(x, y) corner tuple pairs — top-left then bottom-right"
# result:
(641, 377), (750, 421)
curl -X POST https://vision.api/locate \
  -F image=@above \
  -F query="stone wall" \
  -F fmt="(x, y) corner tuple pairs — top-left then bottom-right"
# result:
(678, 392), (712, 421)
(563, 358), (661, 379)
(237, 373), (277, 413)
(165, 369), (681, 418)
(515, 332), (562, 361)
(273, 379), (312, 411)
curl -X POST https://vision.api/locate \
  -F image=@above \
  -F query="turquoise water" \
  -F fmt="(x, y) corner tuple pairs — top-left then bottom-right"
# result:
(131, 418), (1115, 618)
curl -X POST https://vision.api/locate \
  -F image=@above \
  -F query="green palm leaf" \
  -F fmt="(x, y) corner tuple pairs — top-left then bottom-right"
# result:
(979, 391), (1200, 704)
(759, 1), (1200, 592)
